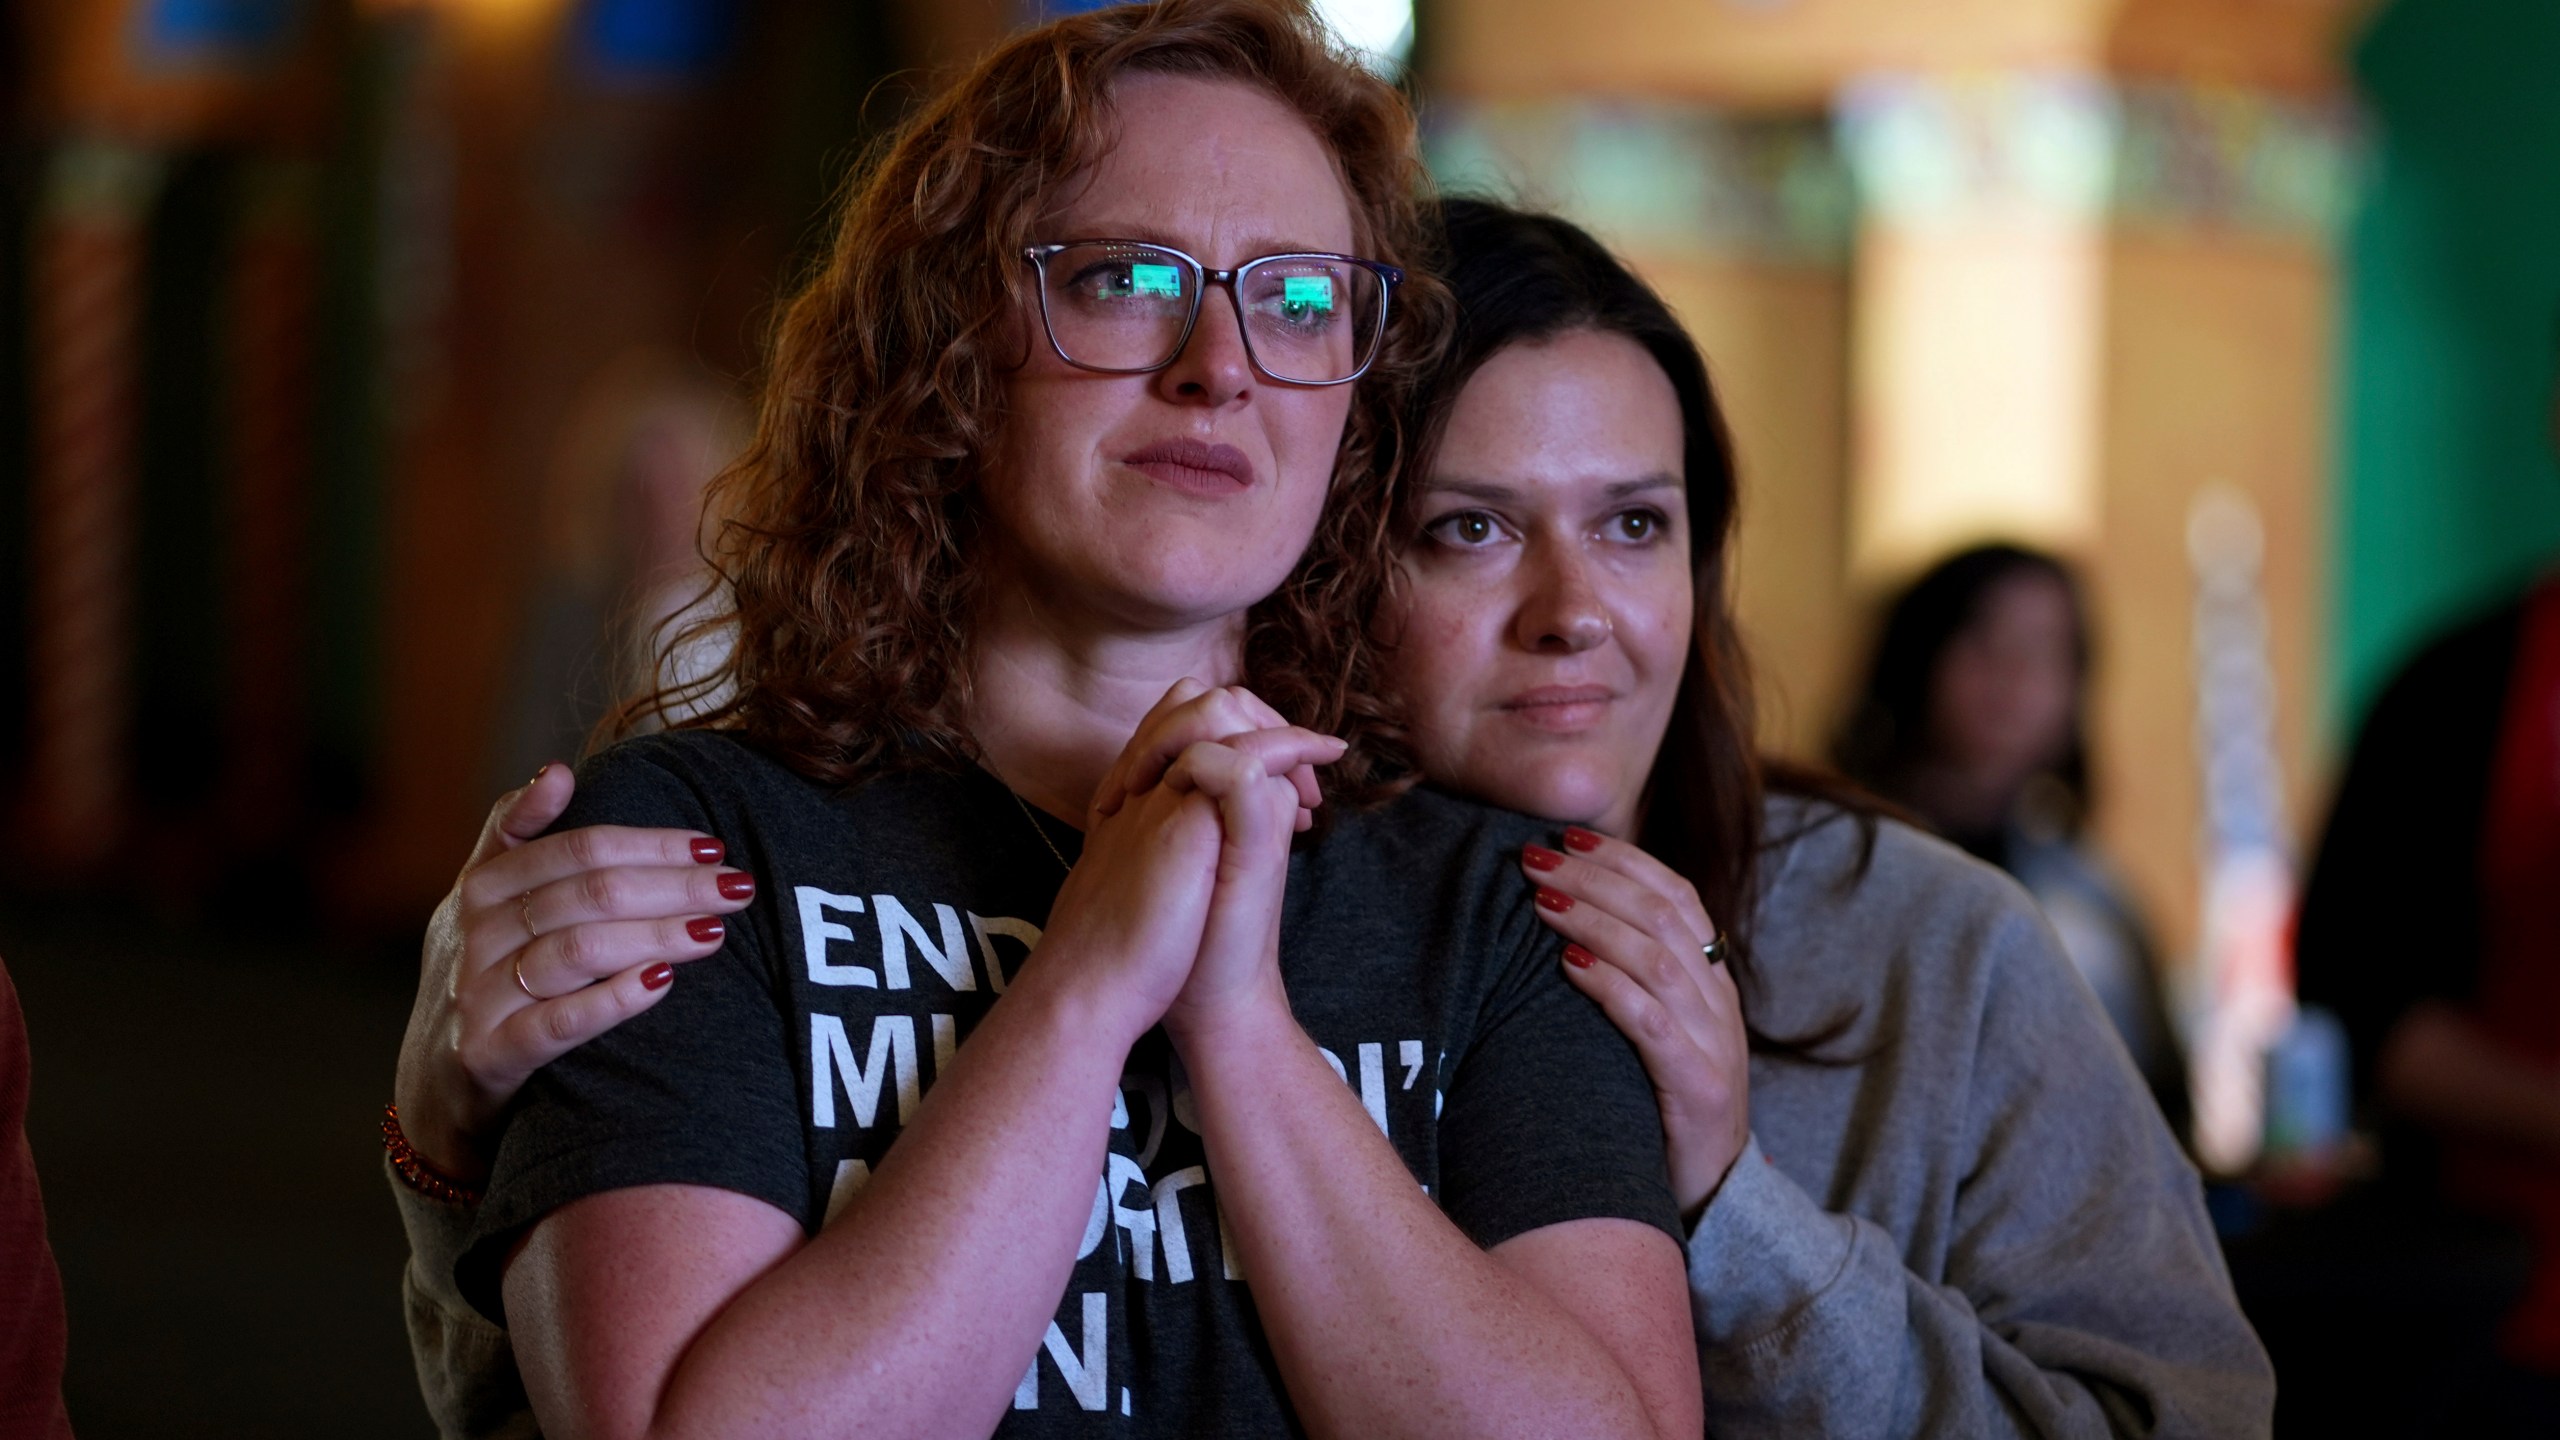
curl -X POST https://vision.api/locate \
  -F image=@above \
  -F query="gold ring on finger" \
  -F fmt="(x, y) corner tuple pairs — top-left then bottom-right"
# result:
(1701, 936), (1730, 967)
(519, 891), (542, 942)
(513, 954), (543, 1002)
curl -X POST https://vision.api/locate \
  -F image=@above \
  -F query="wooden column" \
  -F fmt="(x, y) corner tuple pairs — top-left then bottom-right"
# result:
(23, 141), (160, 874)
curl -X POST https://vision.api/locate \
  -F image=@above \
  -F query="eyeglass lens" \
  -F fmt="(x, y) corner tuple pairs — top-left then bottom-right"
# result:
(1038, 242), (1384, 384)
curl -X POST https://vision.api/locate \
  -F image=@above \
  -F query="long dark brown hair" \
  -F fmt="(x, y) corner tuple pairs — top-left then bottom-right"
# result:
(613, 0), (1452, 800)
(1404, 198), (1878, 999)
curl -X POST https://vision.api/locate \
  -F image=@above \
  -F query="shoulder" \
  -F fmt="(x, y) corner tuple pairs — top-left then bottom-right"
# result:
(1756, 795), (2045, 958)
(577, 728), (789, 789)
(1748, 796), (2081, 1043)
(1293, 787), (1556, 982)
(1315, 785), (1553, 878)
(557, 730), (830, 835)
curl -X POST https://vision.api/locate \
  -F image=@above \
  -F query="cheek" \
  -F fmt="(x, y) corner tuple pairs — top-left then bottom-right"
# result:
(1621, 567), (1695, 691)
(1383, 583), (1493, 717)
(1274, 390), (1355, 486)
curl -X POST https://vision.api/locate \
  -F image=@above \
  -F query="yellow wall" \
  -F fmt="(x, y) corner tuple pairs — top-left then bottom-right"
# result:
(1847, 222), (2108, 583)
(1633, 253), (1858, 757)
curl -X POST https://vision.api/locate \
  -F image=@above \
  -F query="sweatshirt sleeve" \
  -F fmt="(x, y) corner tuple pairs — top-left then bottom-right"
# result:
(388, 1160), (540, 1440)
(1684, 902), (2273, 1439)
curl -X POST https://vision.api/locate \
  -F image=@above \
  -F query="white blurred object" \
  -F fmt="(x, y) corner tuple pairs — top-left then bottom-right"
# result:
(1312, 0), (1411, 75)
(2182, 485), (2301, 1175)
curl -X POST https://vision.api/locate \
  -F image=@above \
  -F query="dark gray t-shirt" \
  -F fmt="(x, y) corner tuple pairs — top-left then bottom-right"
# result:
(460, 729), (1675, 1437)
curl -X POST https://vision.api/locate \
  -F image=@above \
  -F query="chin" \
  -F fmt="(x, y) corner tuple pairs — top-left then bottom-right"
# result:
(1467, 753), (1622, 830)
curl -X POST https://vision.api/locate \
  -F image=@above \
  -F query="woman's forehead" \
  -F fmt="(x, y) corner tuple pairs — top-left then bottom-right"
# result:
(1046, 73), (1357, 255)
(1429, 333), (1686, 490)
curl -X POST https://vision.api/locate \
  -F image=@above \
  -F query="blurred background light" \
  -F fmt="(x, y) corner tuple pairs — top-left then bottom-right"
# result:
(1311, 0), (1411, 75)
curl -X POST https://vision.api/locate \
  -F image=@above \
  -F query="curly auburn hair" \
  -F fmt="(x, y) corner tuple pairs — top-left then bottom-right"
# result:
(617, 0), (1452, 802)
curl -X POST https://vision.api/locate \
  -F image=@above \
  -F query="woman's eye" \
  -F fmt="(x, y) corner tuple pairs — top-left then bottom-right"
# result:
(1611, 509), (1667, 543)
(1427, 511), (1503, 547)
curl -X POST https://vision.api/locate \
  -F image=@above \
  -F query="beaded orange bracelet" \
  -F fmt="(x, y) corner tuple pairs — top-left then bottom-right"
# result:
(381, 1103), (485, 1206)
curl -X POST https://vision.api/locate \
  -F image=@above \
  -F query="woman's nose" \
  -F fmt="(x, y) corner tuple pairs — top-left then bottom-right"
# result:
(1515, 549), (1613, 654)
(1154, 292), (1255, 406)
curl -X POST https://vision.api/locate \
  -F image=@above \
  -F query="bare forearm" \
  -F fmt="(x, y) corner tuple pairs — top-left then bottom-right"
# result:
(2381, 1002), (2560, 1155)
(1175, 1008), (1661, 1440)
(524, 964), (1140, 1440)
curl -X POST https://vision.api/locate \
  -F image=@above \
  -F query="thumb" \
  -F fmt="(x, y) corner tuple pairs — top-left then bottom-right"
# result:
(475, 762), (575, 865)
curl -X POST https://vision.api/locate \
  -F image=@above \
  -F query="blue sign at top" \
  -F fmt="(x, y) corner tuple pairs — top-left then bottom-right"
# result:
(133, 0), (302, 67)
(576, 0), (740, 82)
(1032, 0), (1145, 17)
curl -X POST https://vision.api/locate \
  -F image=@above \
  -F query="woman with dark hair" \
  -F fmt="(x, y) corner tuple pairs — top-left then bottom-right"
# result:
(385, 4), (1705, 1438)
(1832, 544), (2190, 1136)
(395, 184), (2270, 1434)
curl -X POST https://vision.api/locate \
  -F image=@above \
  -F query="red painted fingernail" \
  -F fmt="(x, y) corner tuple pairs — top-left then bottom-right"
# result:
(717, 871), (754, 901)
(686, 917), (725, 943)
(1563, 943), (1596, 969)
(1563, 826), (1603, 852)
(1522, 843), (1563, 872)
(1536, 887), (1574, 914)
(690, 837), (724, 865)
(641, 962), (675, 990)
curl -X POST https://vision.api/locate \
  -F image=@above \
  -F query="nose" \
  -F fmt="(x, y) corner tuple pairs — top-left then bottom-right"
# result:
(1514, 542), (1613, 655)
(1153, 288), (1255, 408)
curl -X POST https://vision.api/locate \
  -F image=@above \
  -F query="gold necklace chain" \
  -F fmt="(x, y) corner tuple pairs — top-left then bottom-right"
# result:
(1008, 786), (1075, 876)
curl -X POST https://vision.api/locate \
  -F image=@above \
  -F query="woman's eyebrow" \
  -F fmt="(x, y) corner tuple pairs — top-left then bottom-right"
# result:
(1423, 478), (1516, 503)
(1046, 224), (1340, 259)
(1604, 474), (1682, 500)
(1427, 474), (1682, 504)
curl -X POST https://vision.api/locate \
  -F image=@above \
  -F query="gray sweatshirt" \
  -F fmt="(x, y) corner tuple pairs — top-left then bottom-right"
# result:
(388, 800), (2272, 1438)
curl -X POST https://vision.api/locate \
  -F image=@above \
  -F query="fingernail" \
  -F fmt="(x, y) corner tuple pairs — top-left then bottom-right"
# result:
(690, 837), (724, 865)
(1536, 887), (1574, 914)
(1522, 843), (1563, 872)
(686, 917), (725, 943)
(717, 871), (754, 901)
(1563, 943), (1596, 969)
(641, 962), (675, 991)
(1563, 826), (1603, 853)
(528, 762), (552, 788)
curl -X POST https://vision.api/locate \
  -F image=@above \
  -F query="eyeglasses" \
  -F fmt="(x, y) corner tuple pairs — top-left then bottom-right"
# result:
(1022, 240), (1401, 387)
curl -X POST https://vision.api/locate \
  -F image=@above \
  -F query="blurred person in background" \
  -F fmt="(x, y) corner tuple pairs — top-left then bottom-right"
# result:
(493, 349), (748, 788)
(1833, 544), (2191, 1139)
(0, 958), (73, 1439)
(388, 190), (2269, 1437)
(2290, 349), (2560, 1433)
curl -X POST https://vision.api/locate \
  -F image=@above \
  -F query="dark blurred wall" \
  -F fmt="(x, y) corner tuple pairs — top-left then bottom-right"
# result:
(1, 0), (1014, 931)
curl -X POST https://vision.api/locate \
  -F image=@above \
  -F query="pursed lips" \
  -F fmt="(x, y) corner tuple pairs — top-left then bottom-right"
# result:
(1124, 437), (1255, 496)
(1498, 685), (1616, 733)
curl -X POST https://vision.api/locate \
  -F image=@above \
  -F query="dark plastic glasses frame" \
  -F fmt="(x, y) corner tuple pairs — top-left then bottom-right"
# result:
(1022, 240), (1404, 386)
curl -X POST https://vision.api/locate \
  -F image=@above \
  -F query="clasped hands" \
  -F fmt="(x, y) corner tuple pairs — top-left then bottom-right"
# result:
(1041, 677), (1346, 1053)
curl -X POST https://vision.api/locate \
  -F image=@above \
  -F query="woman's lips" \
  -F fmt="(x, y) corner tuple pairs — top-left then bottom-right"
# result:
(1124, 438), (1255, 496)
(1499, 685), (1615, 732)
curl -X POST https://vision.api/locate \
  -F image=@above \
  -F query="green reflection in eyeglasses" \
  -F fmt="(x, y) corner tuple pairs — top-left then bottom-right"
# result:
(1131, 263), (1183, 298)
(1283, 275), (1334, 311)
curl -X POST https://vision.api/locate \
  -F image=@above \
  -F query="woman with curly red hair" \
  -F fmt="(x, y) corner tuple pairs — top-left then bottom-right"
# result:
(400, 4), (1701, 1438)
